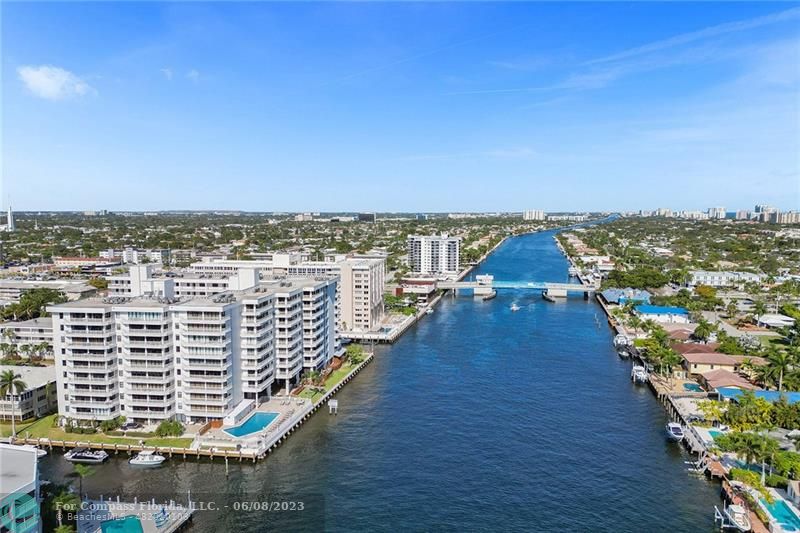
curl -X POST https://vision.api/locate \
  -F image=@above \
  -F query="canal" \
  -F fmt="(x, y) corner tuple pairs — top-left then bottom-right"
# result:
(41, 228), (721, 531)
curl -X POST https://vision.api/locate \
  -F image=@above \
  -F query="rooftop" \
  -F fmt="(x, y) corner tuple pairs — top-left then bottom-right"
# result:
(0, 365), (57, 389)
(635, 304), (689, 315)
(701, 369), (756, 390)
(0, 317), (53, 329)
(681, 352), (737, 366)
(0, 444), (38, 495)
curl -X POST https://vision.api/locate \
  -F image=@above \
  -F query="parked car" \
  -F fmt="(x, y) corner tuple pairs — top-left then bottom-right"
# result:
(120, 422), (143, 431)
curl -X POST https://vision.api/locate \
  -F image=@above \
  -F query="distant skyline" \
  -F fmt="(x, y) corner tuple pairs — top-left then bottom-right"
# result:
(2, 2), (799, 212)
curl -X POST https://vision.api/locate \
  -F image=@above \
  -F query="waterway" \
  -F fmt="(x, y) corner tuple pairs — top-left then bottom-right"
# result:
(40, 228), (721, 531)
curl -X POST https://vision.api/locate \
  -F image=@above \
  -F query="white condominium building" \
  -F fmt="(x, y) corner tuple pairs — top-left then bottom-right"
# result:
(108, 264), (260, 299)
(287, 257), (385, 332)
(48, 278), (337, 425)
(689, 270), (764, 287)
(523, 210), (545, 221)
(0, 318), (53, 357)
(707, 207), (726, 219)
(407, 234), (461, 276)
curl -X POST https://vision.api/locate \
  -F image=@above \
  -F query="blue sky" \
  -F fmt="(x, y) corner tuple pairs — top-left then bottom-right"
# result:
(2, 2), (799, 212)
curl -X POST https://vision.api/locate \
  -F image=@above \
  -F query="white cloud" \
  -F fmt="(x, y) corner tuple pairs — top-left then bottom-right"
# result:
(17, 65), (95, 100)
(160, 68), (173, 80)
(186, 69), (200, 82)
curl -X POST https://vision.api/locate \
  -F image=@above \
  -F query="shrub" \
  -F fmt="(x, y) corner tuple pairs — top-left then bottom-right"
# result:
(766, 474), (789, 489)
(155, 420), (184, 437)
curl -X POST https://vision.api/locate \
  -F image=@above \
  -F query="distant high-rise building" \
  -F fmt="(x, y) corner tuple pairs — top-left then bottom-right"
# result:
(407, 234), (460, 276)
(776, 211), (800, 224)
(735, 210), (751, 220)
(707, 207), (726, 219)
(358, 213), (377, 223)
(6, 205), (14, 232)
(655, 208), (673, 217)
(523, 210), (545, 221)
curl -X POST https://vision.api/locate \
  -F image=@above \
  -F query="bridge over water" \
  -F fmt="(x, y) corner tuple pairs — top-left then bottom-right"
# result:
(437, 275), (597, 297)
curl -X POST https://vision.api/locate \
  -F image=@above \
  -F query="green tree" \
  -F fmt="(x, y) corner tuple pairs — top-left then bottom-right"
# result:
(693, 319), (715, 343)
(51, 490), (80, 528)
(72, 464), (94, 498)
(754, 299), (768, 319)
(726, 301), (739, 319)
(767, 348), (795, 392)
(0, 369), (27, 437)
(697, 400), (726, 426)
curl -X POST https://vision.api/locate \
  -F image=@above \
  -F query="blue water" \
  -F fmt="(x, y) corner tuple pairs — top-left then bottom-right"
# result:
(40, 228), (721, 531)
(224, 412), (279, 438)
(762, 498), (800, 531)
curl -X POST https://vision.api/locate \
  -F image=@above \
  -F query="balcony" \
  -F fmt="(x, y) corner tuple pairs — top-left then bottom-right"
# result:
(125, 374), (172, 383)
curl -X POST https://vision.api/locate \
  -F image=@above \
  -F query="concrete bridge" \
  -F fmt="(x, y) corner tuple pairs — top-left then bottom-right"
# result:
(437, 274), (597, 298)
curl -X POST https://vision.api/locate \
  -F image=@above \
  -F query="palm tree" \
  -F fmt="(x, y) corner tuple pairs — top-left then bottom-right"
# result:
(628, 315), (643, 335)
(72, 464), (94, 498)
(753, 299), (767, 320)
(767, 348), (795, 392)
(693, 319), (715, 344)
(0, 370), (27, 438)
(51, 490), (80, 527)
(726, 300), (739, 319)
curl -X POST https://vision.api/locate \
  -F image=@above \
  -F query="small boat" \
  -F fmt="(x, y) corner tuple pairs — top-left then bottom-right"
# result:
(12, 444), (47, 459)
(129, 450), (166, 468)
(617, 349), (630, 359)
(631, 365), (648, 384)
(425, 308), (434, 315)
(613, 334), (630, 347)
(65, 447), (109, 464)
(542, 293), (556, 303)
(510, 303), (520, 312)
(665, 422), (685, 442)
(723, 504), (752, 532)
(568, 266), (579, 277)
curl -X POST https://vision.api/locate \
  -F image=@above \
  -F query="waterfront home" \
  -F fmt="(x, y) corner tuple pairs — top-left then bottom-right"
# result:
(729, 355), (768, 380)
(599, 288), (651, 305)
(681, 352), (738, 376)
(0, 443), (41, 533)
(672, 342), (721, 354)
(0, 365), (57, 422)
(667, 326), (695, 342)
(634, 304), (690, 324)
(699, 369), (756, 392)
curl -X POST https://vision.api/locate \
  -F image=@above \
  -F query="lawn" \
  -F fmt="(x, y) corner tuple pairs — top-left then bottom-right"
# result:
(3, 414), (193, 448)
(297, 363), (359, 403)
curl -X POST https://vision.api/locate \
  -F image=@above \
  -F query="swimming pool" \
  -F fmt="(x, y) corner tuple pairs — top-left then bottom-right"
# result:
(683, 383), (703, 392)
(101, 516), (144, 533)
(224, 411), (279, 438)
(709, 430), (723, 439)
(762, 498), (800, 531)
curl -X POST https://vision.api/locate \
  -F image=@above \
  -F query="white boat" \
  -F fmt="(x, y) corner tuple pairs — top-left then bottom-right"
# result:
(568, 266), (579, 277)
(617, 349), (630, 359)
(65, 447), (109, 464)
(723, 504), (752, 532)
(425, 308), (434, 315)
(510, 304), (521, 312)
(631, 365), (648, 384)
(12, 444), (47, 459)
(129, 450), (166, 468)
(665, 422), (685, 442)
(613, 334), (630, 347)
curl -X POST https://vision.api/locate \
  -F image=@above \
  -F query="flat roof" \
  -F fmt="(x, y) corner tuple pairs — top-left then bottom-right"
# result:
(0, 444), (38, 495)
(0, 365), (56, 389)
(718, 387), (800, 404)
(635, 304), (689, 315)
(0, 317), (52, 329)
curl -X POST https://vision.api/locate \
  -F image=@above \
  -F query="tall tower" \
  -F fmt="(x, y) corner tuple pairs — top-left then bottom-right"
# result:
(6, 205), (14, 232)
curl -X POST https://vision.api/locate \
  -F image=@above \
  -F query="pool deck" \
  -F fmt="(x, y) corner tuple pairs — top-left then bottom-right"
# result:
(77, 497), (193, 533)
(201, 397), (311, 448)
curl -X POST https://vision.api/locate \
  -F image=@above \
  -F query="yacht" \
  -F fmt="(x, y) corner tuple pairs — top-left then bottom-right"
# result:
(617, 348), (630, 359)
(665, 422), (685, 442)
(631, 365), (648, 384)
(129, 450), (167, 468)
(65, 447), (109, 464)
(510, 303), (521, 312)
(723, 504), (752, 532)
(425, 308), (434, 315)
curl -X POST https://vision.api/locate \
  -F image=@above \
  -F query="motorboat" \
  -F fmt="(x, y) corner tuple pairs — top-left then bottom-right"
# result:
(723, 504), (752, 532)
(129, 450), (166, 468)
(631, 365), (648, 384)
(568, 266), (579, 277)
(65, 447), (109, 464)
(12, 444), (47, 459)
(617, 349), (630, 359)
(510, 304), (521, 312)
(613, 334), (631, 347)
(665, 422), (685, 442)
(425, 308), (434, 315)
